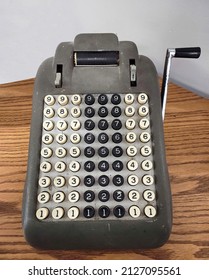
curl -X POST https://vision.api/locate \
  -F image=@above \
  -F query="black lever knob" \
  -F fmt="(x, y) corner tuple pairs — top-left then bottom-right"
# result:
(174, 47), (201, 58)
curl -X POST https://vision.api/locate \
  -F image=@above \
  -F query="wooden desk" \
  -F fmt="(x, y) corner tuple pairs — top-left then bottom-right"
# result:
(0, 79), (209, 260)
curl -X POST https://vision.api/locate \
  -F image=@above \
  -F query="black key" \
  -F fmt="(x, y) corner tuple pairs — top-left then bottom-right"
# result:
(98, 160), (109, 172)
(111, 94), (121, 105)
(84, 175), (95, 187)
(98, 106), (108, 117)
(84, 190), (95, 202)
(84, 133), (95, 144)
(98, 190), (110, 202)
(85, 107), (95, 118)
(112, 160), (123, 171)
(98, 119), (108, 130)
(85, 119), (95, 130)
(98, 94), (108, 105)
(113, 175), (124, 186)
(113, 205), (125, 218)
(98, 175), (109, 187)
(112, 146), (123, 157)
(84, 146), (95, 158)
(112, 132), (122, 143)
(98, 146), (109, 157)
(113, 190), (124, 202)
(111, 106), (121, 117)
(98, 133), (109, 143)
(84, 161), (95, 172)
(111, 119), (122, 130)
(99, 206), (110, 218)
(83, 206), (95, 218)
(85, 94), (95, 105)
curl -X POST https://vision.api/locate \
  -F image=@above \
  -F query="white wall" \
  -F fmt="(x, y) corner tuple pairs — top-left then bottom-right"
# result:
(0, 0), (208, 98)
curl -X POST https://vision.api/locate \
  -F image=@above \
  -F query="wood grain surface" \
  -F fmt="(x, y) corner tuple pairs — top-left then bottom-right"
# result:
(0, 79), (209, 260)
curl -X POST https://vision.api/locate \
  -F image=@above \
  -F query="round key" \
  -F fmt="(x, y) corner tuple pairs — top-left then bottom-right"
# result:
(69, 161), (80, 172)
(98, 94), (108, 105)
(84, 133), (95, 144)
(84, 146), (95, 158)
(141, 160), (153, 171)
(98, 119), (108, 130)
(113, 175), (124, 186)
(84, 161), (95, 172)
(99, 206), (110, 218)
(85, 107), (95, 118)
(112, 160), (123, 171)
(126, 132), (136, 143)
(68, 206), (79, 219)
(54, 176), (65, 187)
(140, 145), (152, 157)
(83, 206), (95, 218)
(98, 133), (108, 144)
(39, 176), (51, 188)
(70, 146), (81, 158)
(127, 160), (138, 171)
(111, 119), (122, 130)
(140, 132), (151, 143)
(71, 94), (81, 105)
(112, 146), (123, 157)
(44, 107), (54, 118)
(43, 120), (54, 131)
(57, 107), (68, 118)
(53, 191), (65, 203)
(57, 120), (68, 131)
(52, 207), (64, 219)
(98, 106), (108, 117)
(55, 161), (66, 172)
(138, 93), (148, 104)
(70, 133), (81, 144)
(111, 106), (121, 117)
(113, 190), (124, 202)
(98, 160), (109, 172)
(98, 175), (109, 187)
(85, 94), (95, 105)
(44, 95), (55, 106)
(128, 190), (140, 202)
(58, 95), (68, 105)
(41, 147), (53, 158)
(71, 106), (81, 118)
(138, 105), (149, 117)
(125, 106), (135, 117)
(84, 175), (95, 187)
(36, 207), (49, 220)
(55, 147), (67, 158)
(98, 190), (110, 202)
(139, 118), (150, 129)
(142, 175), (154, 186)
(129, 205), (140, 218)
(70, 119), (81, 131)
(143, 190), (155, 202)
(56, 133), (67, 144)
(124, 93), (134, 104)
(144, 205), (157, 218)
(69, 175), (80, 187)
(111, 94), (121, 105)
(40, 161), (51, 173)
(42, 133), (53, 144)
(84, 190), (95, 202)
(125, 118), (136, 130)
(68, 191), (80, 203)
(126, 145), (137, 157)
(113, 205), (125, 218)
(37, 192), (50, 203)
(112, 132), (122, 143)
(98, 146), (109, 157)
(127, 174), (139, 186)
(84, 119), (95, 130)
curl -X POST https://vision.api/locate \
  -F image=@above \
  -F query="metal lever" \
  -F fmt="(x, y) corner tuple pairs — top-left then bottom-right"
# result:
(161, 47), (201, 120)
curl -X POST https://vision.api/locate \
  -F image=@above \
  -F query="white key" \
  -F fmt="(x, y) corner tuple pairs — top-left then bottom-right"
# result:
(125, 118), (136, 130)
(127, 174), (139, 186)
(36, 207), (49, 220)
(143, 190), (155, 202)
(140, 132), (151, 143)
(70, 119), (81, 131)
(57, 107), (68, 118)
(56, 133), (67, 144)
(140, 145), (152, 157)
(43, 120), (54, 131)
(129, 205), (141, 218)
(68, 206), (79, 219)
(139, 118), (150, 129)
(127, 160), (138, 171)
(68, 191), (80, 202)
(138, 93), (148, 104)
(144, 205), (157, 218)
(125, 106), (135, 117)
(37, 192), (50, 203)
(141, 160), (153, 171)
(70, 133), (81, 144)
(142, 175), (154, 186)
(126, 132), (136, 143)
(54, 176), (66, 187)
(69, 175), (80, 187)
(71, 107), (81, 118)
(55, 147), (67, 158)
(71, 94), (81, 105)
(126, 145), (137, 157)
(42, 133), (53, 145)
(53, 191), (65, 203)
(41, 147), (53, 158)
(57, 95), (68, 105)
(40, 161), (52, 173)
(57, 120), (68, 131)
(44, 95), (55, 106)
(69, 161), (80, 172)
(124, 93), (134, 104)
(128, 190), (140, 201)
(44, 107), (54, 118)
(69, 146), (81, 158)
(54, 161), (66, 172)
(52, 207), (64, 219)
(39, 176), (51, 188)
(138, 105), (149, 117)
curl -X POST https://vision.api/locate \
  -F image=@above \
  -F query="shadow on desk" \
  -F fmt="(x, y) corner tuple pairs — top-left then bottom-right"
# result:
(0, 79), (209, 260)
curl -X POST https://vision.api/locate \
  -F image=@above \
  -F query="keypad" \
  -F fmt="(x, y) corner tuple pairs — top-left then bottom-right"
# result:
(37, 93), (157, 221)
